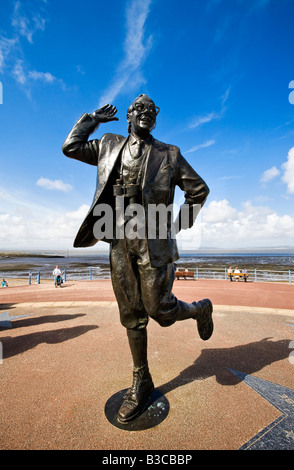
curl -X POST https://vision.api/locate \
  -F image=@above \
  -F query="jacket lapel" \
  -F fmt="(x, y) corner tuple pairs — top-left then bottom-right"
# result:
(101, 136), (127, 184)
(143, 137), (166, 188)
(94, 135), (127, 203)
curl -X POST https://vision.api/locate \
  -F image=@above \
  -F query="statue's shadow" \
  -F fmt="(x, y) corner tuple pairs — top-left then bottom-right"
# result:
(106, 337), (290, 431)
(158, 337), (291, 394)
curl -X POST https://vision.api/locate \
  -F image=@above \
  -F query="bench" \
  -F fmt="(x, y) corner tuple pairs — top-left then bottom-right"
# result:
(175, 271), (195, 280)
(228, 272), (249, 282)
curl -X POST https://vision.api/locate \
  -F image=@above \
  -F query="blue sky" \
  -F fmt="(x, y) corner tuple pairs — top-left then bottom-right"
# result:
(0, 0), (294, 252)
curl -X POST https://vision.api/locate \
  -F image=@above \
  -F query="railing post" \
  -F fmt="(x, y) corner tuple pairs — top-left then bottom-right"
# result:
(255, 269), (257, 282)
(196, 267), (199, 279)
(289, 270), (291, 285)
(89, 267), (92, 280)
(29, 271), (32, 285)
(225, 267), (227, 280)
(38, 271), (40, 284)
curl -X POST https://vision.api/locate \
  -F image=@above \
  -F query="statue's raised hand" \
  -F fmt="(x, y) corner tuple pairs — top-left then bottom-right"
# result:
(92, 104), (119, 123)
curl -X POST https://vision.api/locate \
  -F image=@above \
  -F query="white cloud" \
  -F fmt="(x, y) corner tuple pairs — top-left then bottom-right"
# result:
(29, 70), (56, 83)
(189, 86), (230, 129)
(1, 189), (294, 250)
(221, 86), (231, 106)
(0, 37), (17, 72)
(124, 0), (153, 69)
(260, 165), (281, 183)
(76, 64), (85, 75)
(0, 204), (90, 250)
(184, 140), (215, 154)
(189, 111), (222, 129)
(282, 147), (294, 194)
(12, 59), (27, 84)
(0, 2), (62, 92)
(12, 1), (47, 44)
(99, 0), (153, 106)
(202, 199), (237, 223)
(12, 60), (58, 87)
(36, 177), (73, 192)
(198, 199), (294, 248)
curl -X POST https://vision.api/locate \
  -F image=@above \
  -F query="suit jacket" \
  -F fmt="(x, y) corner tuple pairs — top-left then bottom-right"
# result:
(62, 113), (209, 267)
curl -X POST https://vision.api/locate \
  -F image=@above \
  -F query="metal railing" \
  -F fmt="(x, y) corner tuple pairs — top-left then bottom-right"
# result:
(0, 271), (42, 287)
(0, 266), (293, 287)
(176, 267), (293, 284)
(60, 267), (111, 281)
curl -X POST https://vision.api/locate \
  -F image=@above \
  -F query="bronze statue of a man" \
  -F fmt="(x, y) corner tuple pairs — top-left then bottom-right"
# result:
(62, 94), (213, 423)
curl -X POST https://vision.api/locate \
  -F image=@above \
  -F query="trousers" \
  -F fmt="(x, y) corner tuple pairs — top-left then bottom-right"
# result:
(110, 237), (180, 329)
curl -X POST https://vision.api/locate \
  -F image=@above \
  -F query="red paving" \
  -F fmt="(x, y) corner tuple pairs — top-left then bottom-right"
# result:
(0, 278), (293, 311)
(1, 279), (294, 450)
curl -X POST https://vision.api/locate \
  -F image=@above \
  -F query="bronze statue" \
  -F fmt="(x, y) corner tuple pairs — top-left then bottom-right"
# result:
(62, 94), (213, 423)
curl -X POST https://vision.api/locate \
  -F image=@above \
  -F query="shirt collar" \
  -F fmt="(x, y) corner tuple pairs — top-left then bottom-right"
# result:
(129, 132), (152, 146)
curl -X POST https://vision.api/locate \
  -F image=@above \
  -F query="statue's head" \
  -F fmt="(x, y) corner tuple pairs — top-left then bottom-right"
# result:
(127, 94), (160, 135)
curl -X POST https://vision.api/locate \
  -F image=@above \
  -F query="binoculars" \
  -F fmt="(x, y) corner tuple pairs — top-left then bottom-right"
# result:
(113, 178), (139, 204)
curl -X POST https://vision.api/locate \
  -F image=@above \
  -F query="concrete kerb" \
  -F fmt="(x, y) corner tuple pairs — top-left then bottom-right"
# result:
(4, 300), (116, 308)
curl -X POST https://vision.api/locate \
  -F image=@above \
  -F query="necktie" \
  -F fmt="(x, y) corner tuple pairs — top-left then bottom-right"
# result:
(133, 140), (144, 159)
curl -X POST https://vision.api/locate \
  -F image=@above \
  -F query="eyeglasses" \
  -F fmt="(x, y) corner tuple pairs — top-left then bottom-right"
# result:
(133, 102), (160, 116)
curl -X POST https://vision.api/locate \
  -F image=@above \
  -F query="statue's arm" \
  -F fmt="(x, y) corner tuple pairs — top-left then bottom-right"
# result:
(62, 104), (118, 166)
(174, 152), (210, 231)
(62, 113), (100, 165)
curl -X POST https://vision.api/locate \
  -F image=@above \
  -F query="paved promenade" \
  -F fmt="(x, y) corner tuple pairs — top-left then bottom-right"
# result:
(1, 279), (294, 450)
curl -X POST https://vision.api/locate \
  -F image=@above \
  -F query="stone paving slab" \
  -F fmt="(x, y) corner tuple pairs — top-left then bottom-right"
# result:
(1, 298), (294, 450)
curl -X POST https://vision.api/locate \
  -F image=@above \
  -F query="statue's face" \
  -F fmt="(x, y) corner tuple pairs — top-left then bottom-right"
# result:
(127, 95), (159, 135)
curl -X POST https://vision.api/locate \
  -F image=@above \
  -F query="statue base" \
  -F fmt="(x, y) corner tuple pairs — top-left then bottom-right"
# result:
(104, 388), (169, 431)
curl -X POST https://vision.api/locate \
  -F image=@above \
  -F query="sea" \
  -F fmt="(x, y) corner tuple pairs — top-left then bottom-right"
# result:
(0, 250), (293, 282)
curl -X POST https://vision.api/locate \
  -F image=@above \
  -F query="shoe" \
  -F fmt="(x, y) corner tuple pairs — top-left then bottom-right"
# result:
(193, 298), (213, 341)
(117, 365), (154, 423)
